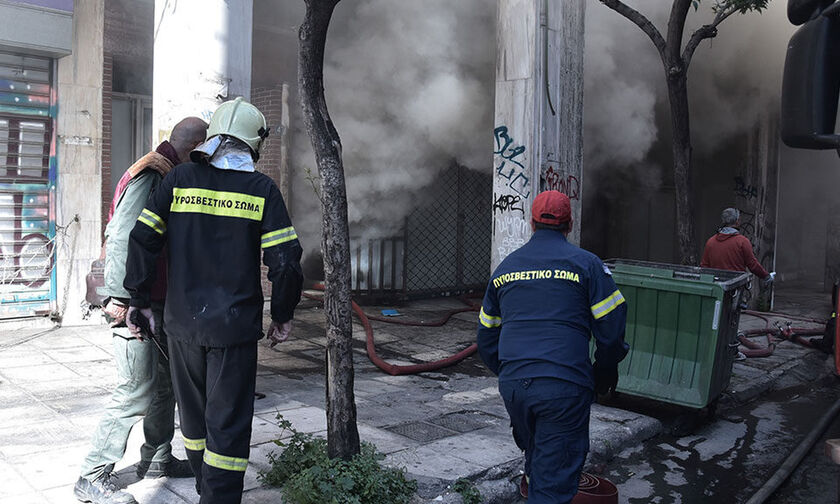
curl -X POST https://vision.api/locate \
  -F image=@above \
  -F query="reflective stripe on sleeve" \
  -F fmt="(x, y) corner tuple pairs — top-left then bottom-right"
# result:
(137, 208), (166, 235)
(261, 226), (298, 248)
(591, 290), (625, 320)
(479, 307), (502, 328)
(203, 449), (248, 472)
(182, 436), (206, 451)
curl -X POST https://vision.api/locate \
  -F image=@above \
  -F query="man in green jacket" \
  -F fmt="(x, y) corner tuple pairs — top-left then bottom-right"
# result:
(74, 117), (208, 504)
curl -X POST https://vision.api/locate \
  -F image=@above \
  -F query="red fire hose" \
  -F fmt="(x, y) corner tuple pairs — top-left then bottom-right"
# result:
(303, 284), (480, 376)
(739, 312), (829, 357)
(738, 334), (776, 358)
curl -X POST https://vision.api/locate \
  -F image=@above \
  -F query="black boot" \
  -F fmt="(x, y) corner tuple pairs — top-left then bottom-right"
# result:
(135, 457), (194, 479)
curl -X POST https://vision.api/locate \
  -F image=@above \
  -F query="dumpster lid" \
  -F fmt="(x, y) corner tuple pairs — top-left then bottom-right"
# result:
(604, 259), (751, 290)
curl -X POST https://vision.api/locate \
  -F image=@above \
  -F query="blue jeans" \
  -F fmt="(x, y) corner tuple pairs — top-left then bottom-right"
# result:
(499, 377), (592, 504)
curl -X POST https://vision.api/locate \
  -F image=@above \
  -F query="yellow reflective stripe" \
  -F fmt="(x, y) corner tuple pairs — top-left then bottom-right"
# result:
(203, 449), (248, 472)
(261, 226), (298, 248)
(591, 290), (625, 320)
(171, 187), (265, 221)
(479, 307), (501, 328)
(137, 214), (165, 235)
(182, 436), (206, 451)
(141, 208), (165, 229)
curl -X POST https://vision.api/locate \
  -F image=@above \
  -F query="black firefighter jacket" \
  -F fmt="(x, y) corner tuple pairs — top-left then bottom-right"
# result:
(124, 160), (303, 347)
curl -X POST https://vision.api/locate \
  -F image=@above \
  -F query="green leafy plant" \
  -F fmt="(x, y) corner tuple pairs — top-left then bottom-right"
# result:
(258, 414), (417, 504)
(453, 478), (482, 504)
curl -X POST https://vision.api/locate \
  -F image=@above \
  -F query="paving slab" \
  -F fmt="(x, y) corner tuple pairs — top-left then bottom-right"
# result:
(385, 445), (485, 483)
(10, 443), (90, 492)
(0, 362), (81, 384)
(42, 345), (113, 363)
(0, 491), (49, 504)
(0, 419), (89, 458)
(0, 458), (37, 499)
(0, 345), (57, 368)
(357, 423), (421, 454)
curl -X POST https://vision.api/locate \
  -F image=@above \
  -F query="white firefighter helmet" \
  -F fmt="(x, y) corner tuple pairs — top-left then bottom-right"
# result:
(206, 97), (269, 159)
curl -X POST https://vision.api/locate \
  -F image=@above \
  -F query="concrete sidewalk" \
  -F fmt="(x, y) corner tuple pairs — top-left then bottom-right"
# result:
(0, 288), (835, 504)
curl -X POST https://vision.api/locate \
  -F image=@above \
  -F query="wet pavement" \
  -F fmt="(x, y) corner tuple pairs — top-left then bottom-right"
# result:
(768, 386), (840, 504)
(0, 284), (836, 503)
(604, 378), (840, 503)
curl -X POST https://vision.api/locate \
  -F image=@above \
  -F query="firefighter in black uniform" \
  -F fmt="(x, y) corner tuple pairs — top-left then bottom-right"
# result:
(124, 97), (303, 504)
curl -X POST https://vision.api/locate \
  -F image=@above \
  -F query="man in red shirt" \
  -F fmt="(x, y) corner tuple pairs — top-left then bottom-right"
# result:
(700, 208), (774, 282)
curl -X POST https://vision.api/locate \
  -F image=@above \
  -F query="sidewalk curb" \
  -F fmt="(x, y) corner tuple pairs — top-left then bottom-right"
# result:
(418, 406), (663, 503)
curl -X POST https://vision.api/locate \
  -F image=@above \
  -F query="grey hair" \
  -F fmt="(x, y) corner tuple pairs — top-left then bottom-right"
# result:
(721, 208), (740, 226)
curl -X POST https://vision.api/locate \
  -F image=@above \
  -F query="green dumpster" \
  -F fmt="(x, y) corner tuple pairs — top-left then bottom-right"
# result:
(598, 259), (751, 409)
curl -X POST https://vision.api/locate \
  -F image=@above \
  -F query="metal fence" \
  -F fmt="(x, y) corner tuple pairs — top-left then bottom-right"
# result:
(350, 164), (492, 301)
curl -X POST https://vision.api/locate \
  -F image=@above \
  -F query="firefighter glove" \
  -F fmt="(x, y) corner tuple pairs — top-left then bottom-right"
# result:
(267, 320), (293, 348)
(126, 306), (155, 341)
(594, 362), (619, 396)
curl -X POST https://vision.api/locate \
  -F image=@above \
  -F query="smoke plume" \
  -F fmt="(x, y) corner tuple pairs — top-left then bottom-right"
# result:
(291, 0), (801, 269)
(292, 0), (495, 253)
(584, 0), (796, 170)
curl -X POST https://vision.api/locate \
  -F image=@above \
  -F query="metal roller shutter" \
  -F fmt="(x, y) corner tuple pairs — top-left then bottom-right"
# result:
(0, 51), (56, 319)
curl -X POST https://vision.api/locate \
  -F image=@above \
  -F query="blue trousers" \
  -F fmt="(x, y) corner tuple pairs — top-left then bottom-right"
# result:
(499, 377), (592, 504)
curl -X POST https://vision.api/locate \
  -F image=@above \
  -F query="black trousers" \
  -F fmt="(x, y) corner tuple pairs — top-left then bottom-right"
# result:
(169, 339), (257, 504)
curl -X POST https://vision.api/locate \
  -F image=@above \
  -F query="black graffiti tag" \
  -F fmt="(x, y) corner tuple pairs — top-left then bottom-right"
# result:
(734, 176), (758, 200)
(493, 193), (524, 215)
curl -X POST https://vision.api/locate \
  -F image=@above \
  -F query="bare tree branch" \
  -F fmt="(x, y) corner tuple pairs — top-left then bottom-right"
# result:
(681, 5), (739, 69)
(599, 0), (667, 63)
(666, 0), (693, 65)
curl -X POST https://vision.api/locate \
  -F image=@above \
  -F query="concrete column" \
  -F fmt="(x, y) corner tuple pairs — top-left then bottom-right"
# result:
(739, 113), (780, 309)
(55, 0), (105, 324)
(492, 0), (585, 269)
(153, 0), (253, 141)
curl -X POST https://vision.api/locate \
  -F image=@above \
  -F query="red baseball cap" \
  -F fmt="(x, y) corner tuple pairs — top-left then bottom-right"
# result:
(531, 190), (571, 225)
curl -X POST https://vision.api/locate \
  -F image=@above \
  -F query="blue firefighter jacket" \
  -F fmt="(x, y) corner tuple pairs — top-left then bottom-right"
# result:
(476, 229), (629, 389)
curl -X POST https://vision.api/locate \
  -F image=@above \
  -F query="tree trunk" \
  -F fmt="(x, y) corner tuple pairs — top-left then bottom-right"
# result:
(667, 71), (698, 265)
(298, 0), (361, 460)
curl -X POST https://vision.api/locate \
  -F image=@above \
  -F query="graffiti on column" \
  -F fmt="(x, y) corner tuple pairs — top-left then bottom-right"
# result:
(493, 125), (531, 262)
(492, 193), (524, 215)
(541, 163), (580, 200)
(494, 126), (530, 198)
(734, 176), (758, 201)
(495, 214), (528, 259)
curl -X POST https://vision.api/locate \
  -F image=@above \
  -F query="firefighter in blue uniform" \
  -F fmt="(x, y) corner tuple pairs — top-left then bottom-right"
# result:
(124, 98), (303, 504)
(477, 190), (628, 503)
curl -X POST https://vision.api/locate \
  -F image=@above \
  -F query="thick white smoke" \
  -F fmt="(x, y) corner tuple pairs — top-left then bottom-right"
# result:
(584, 1), (664, 170)
(292, 0), (495, 251)
(584, 0), (795, 169)
(291, 0), (796, 261)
